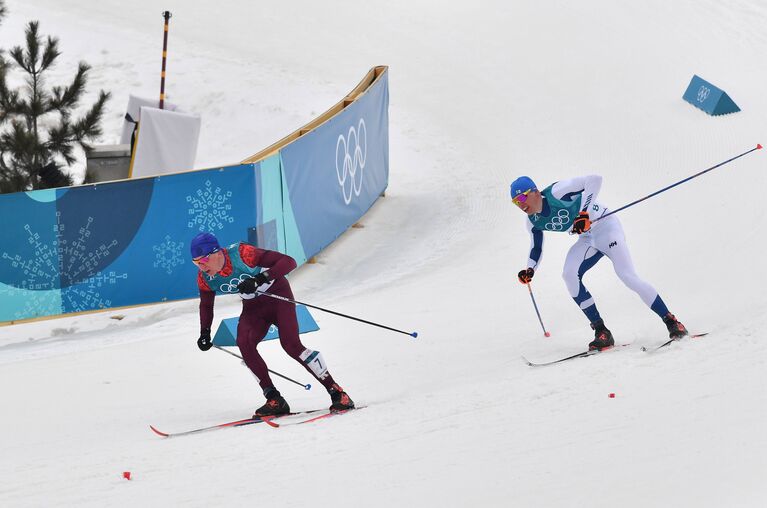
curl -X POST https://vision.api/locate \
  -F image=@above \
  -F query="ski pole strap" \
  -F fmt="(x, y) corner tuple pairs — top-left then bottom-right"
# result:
(595, 144), (762, 223)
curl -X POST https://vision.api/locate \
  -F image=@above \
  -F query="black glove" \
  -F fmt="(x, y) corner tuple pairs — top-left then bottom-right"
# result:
(237, 272), (270, 294)
(518, 267), (534, 284)
(571, 211), (591, 234)
(197, 329), (212, 351)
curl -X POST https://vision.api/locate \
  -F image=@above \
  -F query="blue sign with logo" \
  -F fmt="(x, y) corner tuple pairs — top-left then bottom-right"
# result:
(683, 75), (740, 115)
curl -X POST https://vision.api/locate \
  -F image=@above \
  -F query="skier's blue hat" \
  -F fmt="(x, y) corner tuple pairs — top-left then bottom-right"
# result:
(190, 232), (221, 258)
(510, 176), (537, 199)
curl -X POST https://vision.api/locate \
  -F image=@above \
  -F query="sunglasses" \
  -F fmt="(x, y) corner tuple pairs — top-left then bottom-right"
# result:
(192, 248), (220, 264)
(512, 189), (533, 206)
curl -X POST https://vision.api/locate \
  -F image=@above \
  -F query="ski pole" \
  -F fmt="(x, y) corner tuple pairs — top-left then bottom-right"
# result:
(159, 11), (172, 109)
(213, 345), (312, 390)
(526, 283), (550, 337)
(256, 290), (419, 339)
(595, 144), (762, 223)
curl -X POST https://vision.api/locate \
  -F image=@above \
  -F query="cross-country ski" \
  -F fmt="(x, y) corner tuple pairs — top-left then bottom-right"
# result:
(522, 343), (631, 367)
(149, 408), (344, 438)
(641, 332), (709, 352)
(261, 406), (365, 428)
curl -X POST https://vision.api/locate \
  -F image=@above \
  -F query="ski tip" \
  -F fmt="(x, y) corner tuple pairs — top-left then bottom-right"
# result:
(149, 425), (169, 438)
(411, 332), (418, 338)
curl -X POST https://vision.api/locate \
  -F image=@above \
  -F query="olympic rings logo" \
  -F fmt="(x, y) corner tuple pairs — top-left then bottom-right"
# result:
(219, 274), (250, 293)
(335, 118), (367, 205)
(544, 209), (571, 231)
(697, 86), (710, 103)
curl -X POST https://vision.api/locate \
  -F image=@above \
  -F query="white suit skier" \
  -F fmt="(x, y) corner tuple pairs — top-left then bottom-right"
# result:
(510, 174), (688, 350)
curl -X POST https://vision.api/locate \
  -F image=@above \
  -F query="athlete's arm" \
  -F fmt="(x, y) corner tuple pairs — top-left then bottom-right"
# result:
(198, 286), (215, 332)
(239, 243), (297, 280)
(551, 175), (603, 212)
(526, 219), (544, 270)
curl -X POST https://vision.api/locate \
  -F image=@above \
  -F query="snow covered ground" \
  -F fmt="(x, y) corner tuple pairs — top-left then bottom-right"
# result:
(1, 0), (766, 506)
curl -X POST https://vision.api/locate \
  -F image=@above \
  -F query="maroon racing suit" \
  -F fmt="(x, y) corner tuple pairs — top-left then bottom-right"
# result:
(198, 243), (338, 392)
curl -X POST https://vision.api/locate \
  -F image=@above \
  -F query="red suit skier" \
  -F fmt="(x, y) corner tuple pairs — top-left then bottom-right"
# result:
(191, 232), (354, 416)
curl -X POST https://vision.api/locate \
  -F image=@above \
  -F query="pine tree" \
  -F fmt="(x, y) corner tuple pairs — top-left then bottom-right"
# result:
(0, 20), (110, 193)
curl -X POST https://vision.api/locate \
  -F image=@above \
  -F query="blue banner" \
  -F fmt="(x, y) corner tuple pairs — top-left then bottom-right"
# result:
(0, 164), (261, 321)
(0, 68), (389, 323)
(280, 72), (389, 259)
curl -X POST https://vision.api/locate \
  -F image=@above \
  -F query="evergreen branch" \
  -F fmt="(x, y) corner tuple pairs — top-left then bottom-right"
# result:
(44, 123), (78, 166)
(0, 71), (21, 123)
(50, 62), (89, 113)
(71, 90), (110, 141)
(55, 143), (76, 167)
(24, 21), (42, 72)
(8, 46), (30, 73)
(0, 121), (42, 171)
(40, 35), (60, 72)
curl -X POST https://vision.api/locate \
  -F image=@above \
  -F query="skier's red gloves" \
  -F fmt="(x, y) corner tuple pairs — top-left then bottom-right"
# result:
(571, 211), (591, 234)
(518, 267), (534, 284)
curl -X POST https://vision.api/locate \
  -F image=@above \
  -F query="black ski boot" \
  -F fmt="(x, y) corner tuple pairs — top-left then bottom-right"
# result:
(328, 383), (355, 412)
(588, 319), (614, 350)
(663, 313), (688, 339)
(254, 388), (290, 417)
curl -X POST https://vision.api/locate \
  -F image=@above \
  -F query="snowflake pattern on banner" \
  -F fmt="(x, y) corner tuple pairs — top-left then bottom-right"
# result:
(0, 213), (128, 317)
(153, 235), (185, 274)
(187, 180), (235, 231)
(61, 271), (127, 312)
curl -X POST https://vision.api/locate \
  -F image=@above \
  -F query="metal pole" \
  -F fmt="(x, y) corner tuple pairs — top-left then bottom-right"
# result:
(159, 11), (172, 109)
